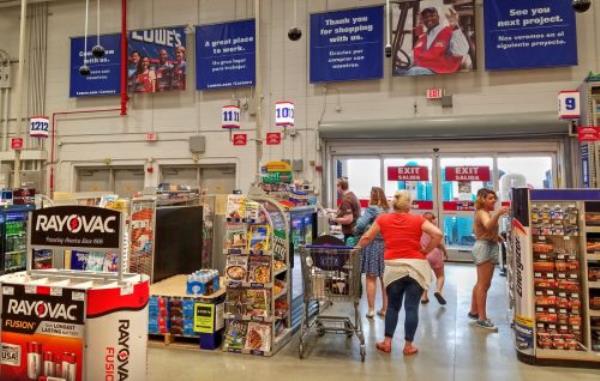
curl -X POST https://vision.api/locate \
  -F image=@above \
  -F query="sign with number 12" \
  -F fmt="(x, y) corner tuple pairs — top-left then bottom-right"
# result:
(29, 116), (50, 138)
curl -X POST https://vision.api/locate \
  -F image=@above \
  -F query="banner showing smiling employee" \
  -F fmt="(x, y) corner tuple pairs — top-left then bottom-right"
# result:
(391, 0), (476, 76)
(128, 26), (187, 94)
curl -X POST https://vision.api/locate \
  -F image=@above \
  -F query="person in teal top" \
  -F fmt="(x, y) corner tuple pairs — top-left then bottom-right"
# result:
(355, 187), (389, 319)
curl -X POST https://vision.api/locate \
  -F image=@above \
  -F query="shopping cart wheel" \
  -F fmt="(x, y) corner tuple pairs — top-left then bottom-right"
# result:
(360, 345), (366, 362)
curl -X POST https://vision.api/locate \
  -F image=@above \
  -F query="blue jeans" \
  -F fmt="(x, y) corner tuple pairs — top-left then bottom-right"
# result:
(384, 277), (423, 342)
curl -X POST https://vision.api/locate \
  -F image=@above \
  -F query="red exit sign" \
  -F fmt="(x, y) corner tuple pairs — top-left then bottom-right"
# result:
(426, 88), (444, 100)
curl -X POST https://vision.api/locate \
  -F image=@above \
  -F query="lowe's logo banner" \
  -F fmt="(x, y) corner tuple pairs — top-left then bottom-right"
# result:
(310, 5), (383, 83)
(484, 0), (578, 70)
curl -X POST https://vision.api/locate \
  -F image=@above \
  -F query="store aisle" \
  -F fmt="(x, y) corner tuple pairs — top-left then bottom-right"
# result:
(147, 264), (600, 381)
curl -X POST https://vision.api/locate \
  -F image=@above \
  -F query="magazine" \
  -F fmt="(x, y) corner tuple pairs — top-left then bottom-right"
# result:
(227, 194), (246, 220)
(223, 321), (248, 351)
(244, 323), (271, 352)
(247, 225), (271, 252)
(224, 225), (248, 250)
(225, 255), (249, 282)
(248, 256), (271, 284)
(245, 289), (270, 318)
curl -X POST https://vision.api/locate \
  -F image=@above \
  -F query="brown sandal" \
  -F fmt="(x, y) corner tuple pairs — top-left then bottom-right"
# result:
(403, 346), (419, 356)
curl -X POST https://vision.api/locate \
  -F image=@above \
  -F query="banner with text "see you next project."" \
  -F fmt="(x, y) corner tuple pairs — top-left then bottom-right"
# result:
(310, 5), (383, 83)
(196, 19), (256, 90)
(484, 0), (577, 70)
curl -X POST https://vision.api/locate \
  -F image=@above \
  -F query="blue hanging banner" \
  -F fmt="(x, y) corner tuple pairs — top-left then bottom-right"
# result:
(196, 19), (256, 90)
(310, 5), (383, 83)
(69, 33), (121, 97)
(484, 0), (578, 70)
(128, 26), (187, 93)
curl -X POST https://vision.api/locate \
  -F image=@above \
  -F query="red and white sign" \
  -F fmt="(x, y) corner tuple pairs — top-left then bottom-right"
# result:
(577, 126), (600, 142)
(266, 132), (281, 145)
(443, 200), (475, 212)
(275, 101), (294, 127)
(222, 105), (241, 129)
(412, 200), (434, 210)
(445, 166), (490, 182)
(145, 132), (158, 141)
(558, 90), (580, 120)
(232, 133), (247, 146)
(387, 166), (429, 181)
(11, 137), (23, 150)
(29, 116), (50, 138)
(426, 88), (444, 100)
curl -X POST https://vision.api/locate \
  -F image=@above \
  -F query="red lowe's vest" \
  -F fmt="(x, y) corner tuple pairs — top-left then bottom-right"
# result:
(413, 26), (462, 74)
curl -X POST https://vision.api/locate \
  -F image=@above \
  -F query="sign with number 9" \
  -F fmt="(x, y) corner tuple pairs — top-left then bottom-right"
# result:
(558, 91), (580, 120)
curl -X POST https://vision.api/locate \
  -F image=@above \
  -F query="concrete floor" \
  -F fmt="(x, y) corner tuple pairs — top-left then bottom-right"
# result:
(147, 264), (600, 381)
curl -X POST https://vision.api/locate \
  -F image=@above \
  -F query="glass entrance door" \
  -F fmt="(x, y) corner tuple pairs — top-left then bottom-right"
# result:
(438, 156), (494, 262)
(332, 152), (557, 263)
(384, 157), (435, 214)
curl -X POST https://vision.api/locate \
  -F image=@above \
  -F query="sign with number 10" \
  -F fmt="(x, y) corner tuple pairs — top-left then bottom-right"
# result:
(222, 105), (241, 129)
(558, 91), (580, 120)
(29, 116), (50, 138)
(275, 101), (294, 128)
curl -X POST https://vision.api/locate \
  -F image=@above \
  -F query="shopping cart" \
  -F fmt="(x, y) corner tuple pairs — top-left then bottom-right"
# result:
(298, 244), (365, 361)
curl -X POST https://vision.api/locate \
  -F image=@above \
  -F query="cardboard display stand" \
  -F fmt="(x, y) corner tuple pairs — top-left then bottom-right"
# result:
(0, 205), (150, 381)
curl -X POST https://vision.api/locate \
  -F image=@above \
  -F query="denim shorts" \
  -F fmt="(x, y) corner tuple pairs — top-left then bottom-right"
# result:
(472, 240), (499, 265)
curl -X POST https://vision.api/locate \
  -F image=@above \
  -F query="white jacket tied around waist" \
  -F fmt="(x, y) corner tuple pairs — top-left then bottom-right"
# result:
(383, 259), (432, 290)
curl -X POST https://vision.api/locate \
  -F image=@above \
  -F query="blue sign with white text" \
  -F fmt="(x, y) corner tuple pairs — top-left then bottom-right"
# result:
(70, 33), (121, 97)
(310, 6), (383, 83)
(484, 0), (577, 70)
(196, 19), (256, 90)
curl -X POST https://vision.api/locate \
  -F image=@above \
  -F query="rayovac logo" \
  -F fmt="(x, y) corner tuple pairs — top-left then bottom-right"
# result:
(6, 299), (79, 321)
(36, 214), (117, 234)
(106, 320), (131, 381)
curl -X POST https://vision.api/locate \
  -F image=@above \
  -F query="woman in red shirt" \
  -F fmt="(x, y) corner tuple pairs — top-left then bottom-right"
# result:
(358, 190), (443, 356)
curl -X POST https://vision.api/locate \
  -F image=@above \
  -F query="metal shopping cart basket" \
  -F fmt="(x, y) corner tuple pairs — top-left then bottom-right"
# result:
(298, 244), (365, 361)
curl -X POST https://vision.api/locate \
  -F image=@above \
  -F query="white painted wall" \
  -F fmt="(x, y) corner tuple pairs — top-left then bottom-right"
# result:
(0, 0), (599, 195)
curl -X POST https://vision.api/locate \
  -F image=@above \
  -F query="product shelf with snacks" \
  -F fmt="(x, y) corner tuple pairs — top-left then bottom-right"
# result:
(509, 189), (600, 367)
(222, 194), (293, 357)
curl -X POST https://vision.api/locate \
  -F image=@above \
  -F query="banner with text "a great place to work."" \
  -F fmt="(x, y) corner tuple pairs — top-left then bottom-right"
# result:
(484, 0), (578, 70)
(310, 5), (383, 83)
(196, 19), (256, 90)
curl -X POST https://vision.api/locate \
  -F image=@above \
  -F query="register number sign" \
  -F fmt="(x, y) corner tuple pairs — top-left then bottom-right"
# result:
(445, 166), (491, 182)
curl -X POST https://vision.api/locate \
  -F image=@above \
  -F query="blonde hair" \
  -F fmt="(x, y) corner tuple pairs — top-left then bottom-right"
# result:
(370, 187), (390, 211)
(475, 188), (497, 210)
(392, 190), (412, 212)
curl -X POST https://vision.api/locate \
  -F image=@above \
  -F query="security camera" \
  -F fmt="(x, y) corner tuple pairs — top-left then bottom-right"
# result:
(92, 44), (105, 58)
(385, 44), (392, 58)
(288, 27), (302, 41)
(572, 0), (591, 13)
(79, 65), (91, 76)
